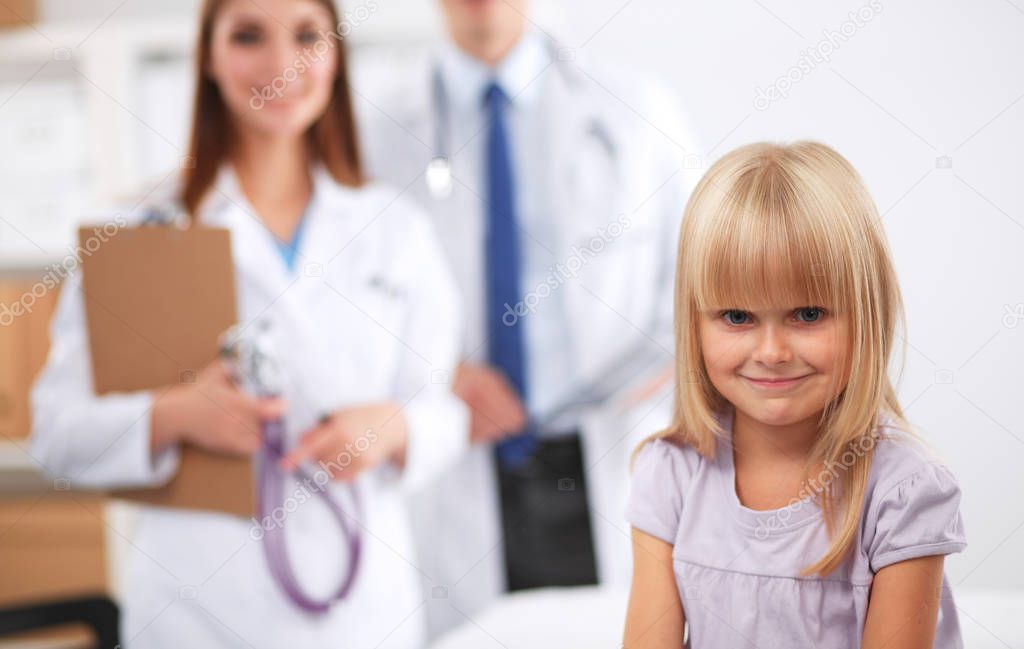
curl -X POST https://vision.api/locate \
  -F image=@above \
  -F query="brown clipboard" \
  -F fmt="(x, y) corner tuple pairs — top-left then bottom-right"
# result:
(78, 225), (255, 517)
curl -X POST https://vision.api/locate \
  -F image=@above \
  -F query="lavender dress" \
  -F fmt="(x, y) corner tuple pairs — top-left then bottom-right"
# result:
(626, 408), (966, 648)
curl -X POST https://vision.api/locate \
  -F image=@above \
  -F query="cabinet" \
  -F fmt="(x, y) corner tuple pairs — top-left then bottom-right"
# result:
(0, 276), (58, 441)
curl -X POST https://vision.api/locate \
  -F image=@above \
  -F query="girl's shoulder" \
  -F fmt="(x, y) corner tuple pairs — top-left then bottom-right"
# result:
(627, 436), (707, 544)
(867, 420), (959, 497)
(860, 420), (966, 571)
(632, 435), (707, 480)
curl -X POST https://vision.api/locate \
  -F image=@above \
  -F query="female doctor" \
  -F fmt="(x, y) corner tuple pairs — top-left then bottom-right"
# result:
(30, 0), (466, 647)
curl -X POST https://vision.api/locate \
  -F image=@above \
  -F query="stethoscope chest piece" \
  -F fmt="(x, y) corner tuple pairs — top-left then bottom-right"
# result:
(426, 155), (454, 199)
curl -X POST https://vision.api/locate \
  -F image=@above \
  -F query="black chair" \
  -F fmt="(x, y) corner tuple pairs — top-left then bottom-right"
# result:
(0, 595), (119, 649)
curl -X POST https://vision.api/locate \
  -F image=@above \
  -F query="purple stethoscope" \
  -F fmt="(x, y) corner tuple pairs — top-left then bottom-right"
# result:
(220, 323), (362, 614)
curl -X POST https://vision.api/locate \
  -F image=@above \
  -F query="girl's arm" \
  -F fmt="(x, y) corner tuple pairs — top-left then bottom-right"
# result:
(861, 554), (945, 649)
(623, 527), (685, 648)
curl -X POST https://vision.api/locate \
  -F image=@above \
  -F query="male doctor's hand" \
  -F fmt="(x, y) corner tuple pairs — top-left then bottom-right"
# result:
(150, 359), (286, 457)
(281, 403), (409, 481)
(453, 362), (527, 444)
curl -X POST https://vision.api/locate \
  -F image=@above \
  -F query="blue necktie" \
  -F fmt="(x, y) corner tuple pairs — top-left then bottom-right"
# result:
(484, 82), (537, 469)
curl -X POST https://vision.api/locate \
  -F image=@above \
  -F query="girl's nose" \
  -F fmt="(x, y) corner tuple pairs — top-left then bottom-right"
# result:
(751, 323), (793, 366)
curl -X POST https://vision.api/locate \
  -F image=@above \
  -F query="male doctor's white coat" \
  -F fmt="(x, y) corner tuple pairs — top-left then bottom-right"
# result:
(358, 34), (703, 638)
(30, 166), (468, 648)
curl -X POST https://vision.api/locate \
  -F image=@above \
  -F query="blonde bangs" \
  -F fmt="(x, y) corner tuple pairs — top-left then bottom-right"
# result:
(686, 160), (853, 317)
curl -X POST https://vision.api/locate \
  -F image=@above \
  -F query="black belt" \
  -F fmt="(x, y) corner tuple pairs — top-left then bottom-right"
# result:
(495, 432), (599, 592)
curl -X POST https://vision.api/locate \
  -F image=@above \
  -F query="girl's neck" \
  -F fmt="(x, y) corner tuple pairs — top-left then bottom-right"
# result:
(730, 407), (827, 511)
(731, 407), (821, 464)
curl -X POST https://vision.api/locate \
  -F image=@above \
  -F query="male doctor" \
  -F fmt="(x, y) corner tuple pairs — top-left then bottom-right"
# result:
(359, 0), (702, 638)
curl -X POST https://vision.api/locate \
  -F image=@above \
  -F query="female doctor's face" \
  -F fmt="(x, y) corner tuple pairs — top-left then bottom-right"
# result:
(207, 0), (338, 139)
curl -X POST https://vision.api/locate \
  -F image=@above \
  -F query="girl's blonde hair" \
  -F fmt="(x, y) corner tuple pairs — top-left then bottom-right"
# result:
(645, 141), (907, 576)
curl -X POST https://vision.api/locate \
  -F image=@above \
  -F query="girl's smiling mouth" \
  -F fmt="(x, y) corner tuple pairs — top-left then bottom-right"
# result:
(740, 374), (813, 390)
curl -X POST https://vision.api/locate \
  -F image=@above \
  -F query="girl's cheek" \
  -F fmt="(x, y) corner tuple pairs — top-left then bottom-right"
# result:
(704, 348), (737, 388)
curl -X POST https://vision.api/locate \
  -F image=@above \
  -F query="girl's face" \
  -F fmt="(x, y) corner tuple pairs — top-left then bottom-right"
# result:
(699, 305), (851, 429)
(207, 0), (338, 140)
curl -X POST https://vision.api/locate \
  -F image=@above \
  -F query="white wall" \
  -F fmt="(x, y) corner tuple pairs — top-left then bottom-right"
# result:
(12, 0), (1024, 596)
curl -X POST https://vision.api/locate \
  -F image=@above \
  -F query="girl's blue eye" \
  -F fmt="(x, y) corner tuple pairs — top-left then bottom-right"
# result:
(795, 307), (825, 323)
(722, 310), (750, 325)
(296, 30), (318, 45)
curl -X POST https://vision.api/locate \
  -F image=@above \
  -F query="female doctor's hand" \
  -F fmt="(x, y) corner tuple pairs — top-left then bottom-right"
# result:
(280, 403), (409, 481)
(150, 360), (286, 457)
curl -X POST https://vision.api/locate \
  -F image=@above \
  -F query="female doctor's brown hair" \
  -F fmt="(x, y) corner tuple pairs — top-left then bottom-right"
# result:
(180, 0), (365, 218)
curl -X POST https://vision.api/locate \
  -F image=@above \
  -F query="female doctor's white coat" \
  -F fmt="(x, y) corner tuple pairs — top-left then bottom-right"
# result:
(359, 39), (703, 638)
(30, 165), (468, 648)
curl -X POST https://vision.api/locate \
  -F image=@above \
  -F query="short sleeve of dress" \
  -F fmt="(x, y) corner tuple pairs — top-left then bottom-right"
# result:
(625, 438), (693, 545)
(866, 461), (967, 572)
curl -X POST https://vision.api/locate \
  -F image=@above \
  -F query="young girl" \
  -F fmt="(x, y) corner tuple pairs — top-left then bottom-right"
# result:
(623, 142), (966, 648)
